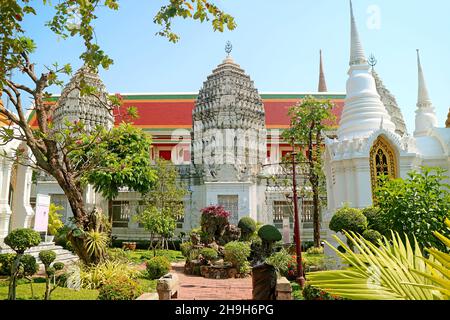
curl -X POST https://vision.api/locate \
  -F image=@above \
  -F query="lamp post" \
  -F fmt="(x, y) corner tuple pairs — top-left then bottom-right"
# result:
(291, 151), (306, 288)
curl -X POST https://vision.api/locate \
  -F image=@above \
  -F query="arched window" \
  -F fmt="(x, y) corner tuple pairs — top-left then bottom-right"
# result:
(370, 136), (398, 201)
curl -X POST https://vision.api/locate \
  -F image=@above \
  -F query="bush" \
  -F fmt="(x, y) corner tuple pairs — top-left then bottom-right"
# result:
(264, 249), (292, 276)
(258, 225), (282, 242)
(180, 241), (193, 258)
(79, 261), (141, 289)
(302, 285), (343, 300)
(53, 262), (65, 271)
(98, 275), (143, 300)
(362, 207), (385, 234)
(238, 217), (257, 240)
(0, 253), (15, 276)
(362, 229), (383, 245)
(199, 248), (218, 262)
(224, 241), (251, 273)
(329, 207), (367, 234)
(39, 250), (57, 267)
(19, 254), (39, 277)
(4, 228), (41, 253)
(146, 256), (171, 280)
(107, 248), (129, 262)
(306, 247), (324, 255)
(48, 203), (64, 236)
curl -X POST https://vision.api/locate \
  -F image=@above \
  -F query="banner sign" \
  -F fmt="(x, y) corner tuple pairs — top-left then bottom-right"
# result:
(34, 194), (51, 232)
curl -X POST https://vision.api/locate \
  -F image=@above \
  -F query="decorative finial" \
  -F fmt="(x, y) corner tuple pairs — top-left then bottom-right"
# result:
(225, 41), (233, 57)
(368, 54), (377, 68)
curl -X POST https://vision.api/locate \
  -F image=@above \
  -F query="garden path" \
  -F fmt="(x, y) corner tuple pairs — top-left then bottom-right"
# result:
(170, 262), (252, 300)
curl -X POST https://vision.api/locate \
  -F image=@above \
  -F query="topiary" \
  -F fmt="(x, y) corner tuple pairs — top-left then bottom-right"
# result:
(238, 217), (257, 241)
(362, 207), (386, 235)
(329, 207), (367, 234)
(146, 256), (171, 280)
(224, 241), (251, 274)
(19, 254), (39, 278)
(98, 275), (143, 300)
(0, 253), (15, 276)
(4, 228), (41, 254)
(258, 225), (282, 242)
(180, 241), (193, 258)
(199, 247), (218, 263)
(53, 262), (65, 271)
(362, 229), (383, 245)
(39, 250), (57, 267)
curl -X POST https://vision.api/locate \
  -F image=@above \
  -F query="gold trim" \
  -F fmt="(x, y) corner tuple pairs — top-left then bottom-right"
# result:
(370, 136), (398, 201)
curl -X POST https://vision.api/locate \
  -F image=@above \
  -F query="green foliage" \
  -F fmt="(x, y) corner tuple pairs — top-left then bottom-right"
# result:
(199, 248), (218, 262)
(362, 229), (382, 245)
(38, 250), (56, 267)
(302, 285), (342, 300)
(180, 242), (193, 258)
(135, 207), (176, 240)
(4, 229), (41, 254)
(238, 217), (257, 241)
(106, 248), (129, 262)
(264, 249), (292, 276)
(362, 207), (385, 234)
(85, 230), (109, 260)
(224, 241), (251, 273)
(47, 204), (64, 236)
(306, 246), (324, 255)
(258, 225), (282, 242)
(53, 262), (65, 271)
(18, 255), (39, 278)
(329, 206), (367, 234)
(146, 256), (171, 280)
(0, 254), (15, 276)
(81, 123), (157, 200)
(97, 275), (143, 300)
(375, 167), (450, 251)
(78, 261), (141, 290)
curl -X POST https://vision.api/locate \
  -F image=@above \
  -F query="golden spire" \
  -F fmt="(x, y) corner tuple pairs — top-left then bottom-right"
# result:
(318, 50), (328, 92)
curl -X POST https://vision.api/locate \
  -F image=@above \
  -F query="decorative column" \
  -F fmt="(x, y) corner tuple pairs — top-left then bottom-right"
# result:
(11, 161), (35, 229)
(0, 158), (13, 242)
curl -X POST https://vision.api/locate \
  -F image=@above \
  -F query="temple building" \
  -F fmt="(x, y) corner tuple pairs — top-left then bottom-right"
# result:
(0, 1), (449, 248)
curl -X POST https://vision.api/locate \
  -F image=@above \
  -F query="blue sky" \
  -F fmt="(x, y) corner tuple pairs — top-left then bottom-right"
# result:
(8, 0), (450, 133)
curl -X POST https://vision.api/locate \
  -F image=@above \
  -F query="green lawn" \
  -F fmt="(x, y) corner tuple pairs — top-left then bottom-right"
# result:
(0, 279), (98, 300)
(122, 249), (185, 264)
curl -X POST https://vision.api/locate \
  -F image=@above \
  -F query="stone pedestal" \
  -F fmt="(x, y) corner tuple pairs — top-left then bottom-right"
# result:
(156, 273), (179, 300)
(276, 277), (292, 300)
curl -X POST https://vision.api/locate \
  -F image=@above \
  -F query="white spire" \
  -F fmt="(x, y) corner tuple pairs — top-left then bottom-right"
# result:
(414, 50), (437, 137)
(416, 49), (432, 108)
(337, 1), (395, 141)
(349, 0), (367, 66)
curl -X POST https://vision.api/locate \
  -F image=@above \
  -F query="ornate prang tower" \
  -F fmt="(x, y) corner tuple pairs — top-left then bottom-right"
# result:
(190, 42), (267, 224)
(53, 66), (114, 131)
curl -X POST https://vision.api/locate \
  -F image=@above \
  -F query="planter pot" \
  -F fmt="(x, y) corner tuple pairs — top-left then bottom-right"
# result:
(122, 242), (137, 251)
(252, 263), (277, 300)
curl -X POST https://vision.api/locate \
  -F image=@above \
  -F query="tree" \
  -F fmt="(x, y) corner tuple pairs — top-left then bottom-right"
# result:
(282, 96), (335, 248)
(135, 159), (187, 254)
(374, 167), (450, 252)
(0, 1), (235, 264)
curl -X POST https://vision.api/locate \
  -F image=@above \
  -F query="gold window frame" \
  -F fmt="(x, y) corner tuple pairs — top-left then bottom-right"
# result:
(370, 136), (398, 201)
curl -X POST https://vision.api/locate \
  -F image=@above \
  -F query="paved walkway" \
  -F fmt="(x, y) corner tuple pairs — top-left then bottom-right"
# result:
(171, 262), (252, 300)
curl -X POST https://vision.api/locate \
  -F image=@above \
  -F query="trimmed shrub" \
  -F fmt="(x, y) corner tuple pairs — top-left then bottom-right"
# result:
(39, 250), (57, 267)
(146, 256), (171, 280)
(329, 207), (367, 234)
(306, 247), (324, 255)
(53, 262), (65, 271)
(238, 217), (257, 241)
(362, 229), (383, 245)
(199, 248), (218, 262)
(224, 241), (251, 273)
(4, 228), (41, 254)
(0, 253), (15, 276)
(258, 225), (282, 242)
(19, 254), (39, 277)
(180, 241), (193, 258)
(98, 275), (143, 300)
(362, 207), (386, 234)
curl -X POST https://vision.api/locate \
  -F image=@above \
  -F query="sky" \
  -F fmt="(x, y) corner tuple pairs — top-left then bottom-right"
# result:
(6, 0), (450, 133)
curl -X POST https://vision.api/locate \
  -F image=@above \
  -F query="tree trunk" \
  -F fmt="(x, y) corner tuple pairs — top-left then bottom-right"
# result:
(312, 182), (321, 248)
(8, 254), (22, 300)
(44, 276), (51, 300)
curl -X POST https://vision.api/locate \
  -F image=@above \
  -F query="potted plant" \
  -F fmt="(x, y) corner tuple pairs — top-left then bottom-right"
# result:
(46, 204), (64, 243)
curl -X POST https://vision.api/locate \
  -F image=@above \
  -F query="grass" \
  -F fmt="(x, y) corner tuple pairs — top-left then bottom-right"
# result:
(120, 249), (185, 264)
(137, 278), (158, 292)
(0, 279), (98, 300)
